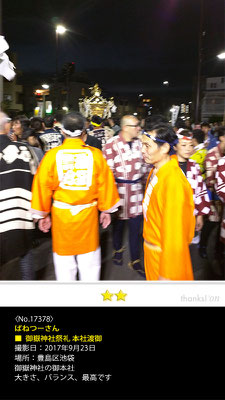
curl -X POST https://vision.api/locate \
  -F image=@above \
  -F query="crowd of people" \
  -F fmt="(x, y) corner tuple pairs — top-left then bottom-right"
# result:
(0, 110), (224, 281)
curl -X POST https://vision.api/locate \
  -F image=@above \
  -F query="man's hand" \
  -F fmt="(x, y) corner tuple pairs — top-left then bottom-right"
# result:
(100, 212), (111, 229)
(158, 276), (170, 280)
(195, 215), (203, 232)
(38, 215), (51, 233)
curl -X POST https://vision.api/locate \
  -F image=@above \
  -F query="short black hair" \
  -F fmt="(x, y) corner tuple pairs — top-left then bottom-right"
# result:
(91, 115), (102, 125)
(174, 118), (186, 129)
(149, 123), (178, 154)
(30, 117), (44, 132)
(54, 112), (64, 123)
(192, 129), (205, 144)
(62, 112), (85, 133)
(217, 126), (225, 138)
(145, 114), (168, 131)
(12, 114), (30, 131)
(201, 122), (210, 128)
(44, 115), (54, 128)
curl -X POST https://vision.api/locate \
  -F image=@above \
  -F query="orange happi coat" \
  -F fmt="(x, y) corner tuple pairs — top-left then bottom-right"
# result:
(31, 138), (120, 255)
(143, 157), (195, 280)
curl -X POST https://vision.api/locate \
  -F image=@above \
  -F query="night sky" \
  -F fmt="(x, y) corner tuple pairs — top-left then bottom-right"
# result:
(2, 0), (225, 99)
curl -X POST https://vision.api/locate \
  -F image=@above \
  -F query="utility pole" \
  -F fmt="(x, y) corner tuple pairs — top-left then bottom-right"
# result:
(0, 0), (3, 110)
(195, 0), (204, 123)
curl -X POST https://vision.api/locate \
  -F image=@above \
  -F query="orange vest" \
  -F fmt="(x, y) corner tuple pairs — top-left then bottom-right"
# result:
(143, 157), (195, 280)
(31, 138), (120, 255)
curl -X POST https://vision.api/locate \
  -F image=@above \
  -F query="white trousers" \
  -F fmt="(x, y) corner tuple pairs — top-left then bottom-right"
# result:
(53, 247), (101, 281)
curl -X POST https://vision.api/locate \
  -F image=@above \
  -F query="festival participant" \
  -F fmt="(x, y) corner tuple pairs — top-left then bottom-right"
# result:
(201, 122), (218, 150)
(199, 127), (225, 260)
(103, 115), (149, 275)
(37, 115), (64, 153)
(215, 156), (225, 270)
(83, 128), (102, 150)
(31, 112), (120, 281)
(11, 114), (31, 142)
(107, 117), (121, 136)
(90, 115), (114, 148)
(29, 117), (45, 151)
(0, 112), (36, 279)
(215, 156), (225, 238)
(141, 123), (195, 280)
(190, 129), (208, 179)
(175, 129), (211, 233)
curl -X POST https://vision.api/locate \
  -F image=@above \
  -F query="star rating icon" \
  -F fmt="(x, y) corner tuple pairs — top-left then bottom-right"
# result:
(101, 290), (114, 301)
(115, 290), (127, 301)
(101, 290), (127, 302)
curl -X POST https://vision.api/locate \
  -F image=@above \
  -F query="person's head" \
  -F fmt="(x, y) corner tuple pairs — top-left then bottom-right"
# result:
(54, 112), (64, 124)
(44, 115), (55, 128)
(0, 112), (11, 135)
(185, 119), (192, 129)
(61, 112), (86, 138)
(192, 129), (205, 147)
(174, 129), (194, 161)
(12, 114), (30, 138)
(91, 115), (103, 129)
(217, 126), (225, 152)
(30, 117), (44, 133)
(144, 114), (168, 132)
(201, 122), (210, 135)
(141, 123), (178, 168)
(108, 117), (118, 127)
(174, 118), (186, 133)
(120, 115), (141, 141)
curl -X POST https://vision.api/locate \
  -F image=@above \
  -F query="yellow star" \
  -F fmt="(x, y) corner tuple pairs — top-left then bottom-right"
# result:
(101, 290), (114, 301)
(115, 290), (127, 301)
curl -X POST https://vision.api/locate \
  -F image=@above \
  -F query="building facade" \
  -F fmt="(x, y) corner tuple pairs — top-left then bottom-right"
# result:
(201, 76), (225, 122)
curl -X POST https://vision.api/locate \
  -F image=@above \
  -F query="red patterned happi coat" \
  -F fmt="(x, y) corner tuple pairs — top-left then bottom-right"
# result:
(215, 156), (225, 243)
(186, 159), (211, 216)
(204, 144), (224, 222)
(103, 133), (150, 219)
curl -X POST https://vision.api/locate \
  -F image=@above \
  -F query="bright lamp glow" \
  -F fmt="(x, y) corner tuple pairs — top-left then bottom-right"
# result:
(217, 52), (225, 60)
(56, 25), (66, 34)
(42, 84), (49, 89)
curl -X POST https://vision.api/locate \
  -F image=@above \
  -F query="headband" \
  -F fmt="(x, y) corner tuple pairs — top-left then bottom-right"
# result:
(176, 128), (193, 140)
(91, 121), (102, 127)
(143, 132), (178, 155)
(143, 132), (178, 146)
(62, 126), (84, 137)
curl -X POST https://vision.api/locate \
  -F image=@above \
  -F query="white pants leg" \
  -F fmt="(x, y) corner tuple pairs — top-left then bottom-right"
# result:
(77, 246), (101, 281)
(53, 253), (78, 281)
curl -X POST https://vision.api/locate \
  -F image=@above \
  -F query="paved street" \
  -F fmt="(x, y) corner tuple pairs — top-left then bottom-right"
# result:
(0, 222), (224, 281)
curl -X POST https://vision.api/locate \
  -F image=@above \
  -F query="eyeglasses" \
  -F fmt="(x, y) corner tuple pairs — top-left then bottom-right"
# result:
(125, 124), (140, 128)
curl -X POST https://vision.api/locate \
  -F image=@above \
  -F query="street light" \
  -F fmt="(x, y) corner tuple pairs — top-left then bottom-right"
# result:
(217, 52), (225, 60)
(55, 25), (66, 111)
(56, 25), (66, 35)
(55, 25), (66, 76)
(163, 81), (169, 86)
(42, 84), (49, 90)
